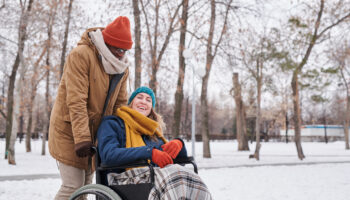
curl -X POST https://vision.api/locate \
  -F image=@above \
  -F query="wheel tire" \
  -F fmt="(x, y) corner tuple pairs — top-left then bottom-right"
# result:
(69, 184), (122, 200)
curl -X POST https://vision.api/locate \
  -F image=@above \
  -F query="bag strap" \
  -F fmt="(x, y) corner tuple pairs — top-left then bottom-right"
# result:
(102, 72), (125, 117)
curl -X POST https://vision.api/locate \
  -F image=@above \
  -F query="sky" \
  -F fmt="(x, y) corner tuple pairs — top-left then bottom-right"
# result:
(1, 139), (350, 199)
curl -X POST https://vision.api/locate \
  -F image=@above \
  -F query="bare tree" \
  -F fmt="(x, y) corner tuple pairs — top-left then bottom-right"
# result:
(331, 43), (350, 149)
(199, 0), (232, 158)
(172, 0), (189, 138)
(140, 0), (182, 99)
(232, 73), (249, 151)
(25, 46), (46, 152)
(132, 0), (142, 89)
(59, 0), (73, 79)
(42, 0), (58, 156)
(240, 30), (284, 159)
(5, 0), (34, 163)
(288, 0), (350, 160)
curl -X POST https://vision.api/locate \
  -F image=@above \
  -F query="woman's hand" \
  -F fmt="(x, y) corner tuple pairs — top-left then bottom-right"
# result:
(161, 139), (183, 159)
(152, 149), (173, 168)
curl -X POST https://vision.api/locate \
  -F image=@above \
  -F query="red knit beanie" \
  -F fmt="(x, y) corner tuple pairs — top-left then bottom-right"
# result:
(102, 16), (133, 49)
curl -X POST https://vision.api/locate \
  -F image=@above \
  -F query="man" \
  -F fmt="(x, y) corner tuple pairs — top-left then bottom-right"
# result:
(48, 16), (133, 199)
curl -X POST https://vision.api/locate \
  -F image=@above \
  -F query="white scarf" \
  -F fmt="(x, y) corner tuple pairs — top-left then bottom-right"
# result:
(89, 29), (130, 74)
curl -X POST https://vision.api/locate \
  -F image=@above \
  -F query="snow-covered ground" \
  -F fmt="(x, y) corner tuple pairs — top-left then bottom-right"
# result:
(1, 139), (350, 200)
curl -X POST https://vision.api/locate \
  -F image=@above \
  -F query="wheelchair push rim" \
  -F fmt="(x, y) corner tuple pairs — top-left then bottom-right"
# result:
(69, 184), (122, 200)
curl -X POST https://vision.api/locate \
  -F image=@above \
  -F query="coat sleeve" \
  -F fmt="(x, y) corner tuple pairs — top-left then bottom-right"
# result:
(97, 117), (153, 166)
(112, 68), (129, 116)
(64, 50), (91, 144)
(176, 138), (188, 158)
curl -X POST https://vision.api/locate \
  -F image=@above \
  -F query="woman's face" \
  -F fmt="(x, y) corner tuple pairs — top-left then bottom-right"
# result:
(131, 92), (152, 116)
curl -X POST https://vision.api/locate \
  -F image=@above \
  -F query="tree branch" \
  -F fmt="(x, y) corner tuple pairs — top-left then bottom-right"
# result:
(0, 0), (5, 10)
(213, 0), (233, 58)
(296, 0), (324, 72)
(317, 12), (350, 39)
(0, 108), (6, 119)
(140, 0), (153, 52)
(0, 34), (17, 45)
(157, 0), (183, 63)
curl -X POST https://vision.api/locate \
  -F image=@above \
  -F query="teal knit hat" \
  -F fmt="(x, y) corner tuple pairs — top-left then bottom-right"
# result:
(128, 86), (156, 107)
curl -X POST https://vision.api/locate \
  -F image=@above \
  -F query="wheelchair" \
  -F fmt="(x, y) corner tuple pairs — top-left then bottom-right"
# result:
(69, 147), (198, 200)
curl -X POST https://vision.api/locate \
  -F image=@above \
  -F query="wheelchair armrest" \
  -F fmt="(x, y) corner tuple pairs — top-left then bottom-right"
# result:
(173, 156), (198, 174)
(173, 156), (194, 163)
(99, 159), (150, 171)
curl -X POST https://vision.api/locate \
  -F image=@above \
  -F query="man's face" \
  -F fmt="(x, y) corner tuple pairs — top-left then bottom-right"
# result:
(106, 43), (127, 60)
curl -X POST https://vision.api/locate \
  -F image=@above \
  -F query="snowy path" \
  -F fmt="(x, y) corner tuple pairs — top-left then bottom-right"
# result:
(1, 159), (350, 181)
(1, 140), (350, 199)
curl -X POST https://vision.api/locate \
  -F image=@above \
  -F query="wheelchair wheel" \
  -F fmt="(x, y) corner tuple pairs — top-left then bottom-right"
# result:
(69, 184), (122, 200)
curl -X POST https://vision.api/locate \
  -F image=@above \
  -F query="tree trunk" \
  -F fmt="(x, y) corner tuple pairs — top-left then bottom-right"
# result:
(285, 111), (289, 143)
(250, 60), (262, 160)
(201, 71), (211, 158)
(183, 96), (190, 139)
(149, 61), (159, 103)
(5, 0), (34, 161)
(132, 0), (142, 88)
(25, 103), (33, 152)
(60, 0), (74, 79)
(172, 0), (188, 138)
(291, 72), (305, 160)
(42, 63), (50, 156)
(26, 82), (38, 152)
(9, 75), (26, 164)
(0, 82), (5, 119)
(344, 96), (350, 150)
(289, 0), (325, 160)
(8, 90), (20, 165)
(198, 0), (218, 159)
(323, 115), (328, 144)
(42, 2), (57, 155)
(5, 54), (19, 160)
(25, 46), (46, 152)
(233, 73), (249, 151)
(19, 115), (24, 143)
(9, 31), (29, 164)
(200, 0), (232, 156)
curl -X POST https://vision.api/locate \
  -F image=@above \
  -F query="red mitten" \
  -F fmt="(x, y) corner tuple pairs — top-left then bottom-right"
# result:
(161, 139), (183, 159)
(152, 149), (173, 168)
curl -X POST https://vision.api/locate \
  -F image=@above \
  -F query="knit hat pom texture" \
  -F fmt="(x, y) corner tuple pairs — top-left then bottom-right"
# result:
(102, 16), (133, 49)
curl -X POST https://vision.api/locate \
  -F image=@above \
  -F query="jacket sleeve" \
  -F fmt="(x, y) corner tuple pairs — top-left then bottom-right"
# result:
(175, 138), (188, 158)
(64, 50), (91, 144)
(112, 68), (129, 116)
(97, 117), (153, 166)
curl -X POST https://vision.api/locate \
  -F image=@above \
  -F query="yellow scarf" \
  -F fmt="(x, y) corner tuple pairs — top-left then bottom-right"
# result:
(117, 106), (167, 148)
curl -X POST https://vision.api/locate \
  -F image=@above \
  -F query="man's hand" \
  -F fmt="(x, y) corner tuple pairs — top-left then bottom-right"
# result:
(74, 141), (94, 157)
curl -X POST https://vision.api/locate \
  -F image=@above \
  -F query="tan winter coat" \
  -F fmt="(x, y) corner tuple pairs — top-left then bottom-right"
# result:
(48, 28), (129, 170)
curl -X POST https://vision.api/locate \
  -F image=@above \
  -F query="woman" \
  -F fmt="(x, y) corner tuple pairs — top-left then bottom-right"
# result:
(97, 86), (212, 200)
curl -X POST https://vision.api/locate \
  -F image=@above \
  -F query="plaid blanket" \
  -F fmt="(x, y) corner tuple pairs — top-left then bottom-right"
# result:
(108, 164), (213, 200)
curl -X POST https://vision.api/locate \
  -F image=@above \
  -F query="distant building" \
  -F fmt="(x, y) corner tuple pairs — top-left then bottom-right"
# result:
(280, 125), (347, 142)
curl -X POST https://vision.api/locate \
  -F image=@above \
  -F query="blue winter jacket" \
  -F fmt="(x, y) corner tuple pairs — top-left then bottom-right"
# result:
(97, 115), (187, 167)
